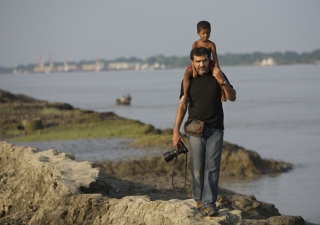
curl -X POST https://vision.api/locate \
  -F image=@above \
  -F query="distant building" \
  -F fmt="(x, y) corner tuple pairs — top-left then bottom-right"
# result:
(82, 58), (105, 71)
(56, 59), (78, 72)
(107, 62), (166, 70)
(260, 57), (276, 66)
(33, 58), (46, 73)
(107, 62), (141, 70)
(150, 62), (166, 70)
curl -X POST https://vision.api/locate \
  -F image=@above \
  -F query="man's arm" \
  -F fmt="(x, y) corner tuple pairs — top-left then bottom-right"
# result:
(172, 95), (188, 148)
(213, 67), (236, 102)
(221, 83), (236, 101)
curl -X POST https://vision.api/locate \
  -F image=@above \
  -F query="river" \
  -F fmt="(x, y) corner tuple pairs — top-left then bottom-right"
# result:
(1, 64), (319, 223)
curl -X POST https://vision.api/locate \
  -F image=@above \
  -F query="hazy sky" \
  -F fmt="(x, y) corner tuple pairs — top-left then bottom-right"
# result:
(1, 0), (319, 67)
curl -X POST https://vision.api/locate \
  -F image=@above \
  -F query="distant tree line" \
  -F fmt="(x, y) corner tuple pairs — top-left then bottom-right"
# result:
(1, 49), (319, 74)
(155, 48), (320, 67)
(217, 49), (320, 66)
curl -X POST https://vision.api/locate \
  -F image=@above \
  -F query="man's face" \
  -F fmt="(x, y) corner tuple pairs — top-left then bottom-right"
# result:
(192, 54), (209, 75)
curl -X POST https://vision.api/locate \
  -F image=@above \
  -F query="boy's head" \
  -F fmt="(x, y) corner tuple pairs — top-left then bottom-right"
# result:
(197, 21), (211, 41)
(197, 21), (211, 33)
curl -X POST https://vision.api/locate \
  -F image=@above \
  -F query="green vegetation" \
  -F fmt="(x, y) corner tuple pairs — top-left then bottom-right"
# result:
(40, 107), (63, 115)
(218, 49), (320, 66)
(9, 116), (173, 149)
(0, 106), (13, 114)
(0, 90), (174, 148)
(11, 120), (148, 141)
(131, 134), (173, 149)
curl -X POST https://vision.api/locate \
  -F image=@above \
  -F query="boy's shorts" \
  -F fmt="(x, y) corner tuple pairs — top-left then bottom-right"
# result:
(186, 59), (214, 71)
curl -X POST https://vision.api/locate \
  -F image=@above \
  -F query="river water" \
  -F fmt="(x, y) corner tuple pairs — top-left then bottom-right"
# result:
(1, 65), (319, 223)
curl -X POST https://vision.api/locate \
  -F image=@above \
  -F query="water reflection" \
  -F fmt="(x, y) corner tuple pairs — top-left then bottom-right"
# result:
(220, 174), (282, 203)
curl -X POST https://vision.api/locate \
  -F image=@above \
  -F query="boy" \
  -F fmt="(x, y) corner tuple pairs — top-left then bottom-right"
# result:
(183, 21), (226, 102)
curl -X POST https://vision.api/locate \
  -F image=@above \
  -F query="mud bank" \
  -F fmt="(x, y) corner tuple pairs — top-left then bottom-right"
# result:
(0, 142), (306, 225)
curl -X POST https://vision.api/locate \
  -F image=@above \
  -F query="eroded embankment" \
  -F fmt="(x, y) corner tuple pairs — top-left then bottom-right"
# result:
(0, 142), (306, 225)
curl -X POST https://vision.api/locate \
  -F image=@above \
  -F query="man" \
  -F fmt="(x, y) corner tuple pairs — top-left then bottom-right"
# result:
(172, 47), (236, 217)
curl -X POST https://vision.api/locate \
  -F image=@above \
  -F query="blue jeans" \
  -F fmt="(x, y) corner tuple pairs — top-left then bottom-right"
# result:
(188, 126), (224, 208)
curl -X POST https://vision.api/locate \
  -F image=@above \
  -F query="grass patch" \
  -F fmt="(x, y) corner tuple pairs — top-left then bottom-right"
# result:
(10, 119), (153, 142)
(132, 134), (173, 149)
(3, 106), (174, 150)
(40, 108), (62, 115)
(0, 107), (13, 114)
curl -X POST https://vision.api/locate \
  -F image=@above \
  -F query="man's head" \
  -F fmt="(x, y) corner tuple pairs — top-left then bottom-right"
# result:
(190, 47), (210, 75)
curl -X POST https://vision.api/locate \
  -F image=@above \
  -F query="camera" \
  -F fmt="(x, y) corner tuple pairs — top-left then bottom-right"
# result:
(163, 141), (188, 162)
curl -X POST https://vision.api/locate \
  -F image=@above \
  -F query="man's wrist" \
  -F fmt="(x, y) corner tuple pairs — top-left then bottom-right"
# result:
(173, 130), (180, 134)
(220, 80), (229, 86)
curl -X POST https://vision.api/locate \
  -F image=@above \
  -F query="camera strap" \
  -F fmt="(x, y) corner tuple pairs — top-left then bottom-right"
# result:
(171, 153), (188, 192)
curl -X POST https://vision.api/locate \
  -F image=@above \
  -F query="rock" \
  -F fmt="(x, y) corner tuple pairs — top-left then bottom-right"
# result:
(0, 89), (43, 103)
(0, 89), (73, 110)
(22, 118), (44, 133)
(0, 142), (110, 224)
(244, 215), (306, 225)
(95, 141), (292, 180)
(95, 197), (243, 225)
(161, 128), (173, 135)
(220, 142), (292, 177)
(217, 194), (280, 219)
(0, 142), (305, 224)
(267, 215), (306, 225)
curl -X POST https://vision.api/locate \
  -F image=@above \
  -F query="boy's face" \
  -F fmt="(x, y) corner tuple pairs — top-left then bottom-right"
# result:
(198, 28), (211, 42)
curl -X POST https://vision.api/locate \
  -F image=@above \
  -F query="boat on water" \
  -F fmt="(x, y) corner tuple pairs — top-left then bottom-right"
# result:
(116, 94), (131, 105)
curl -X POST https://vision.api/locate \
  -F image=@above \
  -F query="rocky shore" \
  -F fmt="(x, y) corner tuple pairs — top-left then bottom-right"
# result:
(0, 142), (306, 225)
(0, 89), (309, 224)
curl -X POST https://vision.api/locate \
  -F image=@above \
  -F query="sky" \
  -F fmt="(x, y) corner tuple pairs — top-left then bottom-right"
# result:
(0, 0), (319, 67)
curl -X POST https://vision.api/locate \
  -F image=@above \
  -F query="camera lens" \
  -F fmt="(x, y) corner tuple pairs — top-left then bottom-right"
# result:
(163, 150), (177, 162)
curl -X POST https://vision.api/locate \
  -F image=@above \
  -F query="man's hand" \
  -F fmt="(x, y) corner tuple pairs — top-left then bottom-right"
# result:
(212, 67), (225, 84)
(172, 131), (184, 149)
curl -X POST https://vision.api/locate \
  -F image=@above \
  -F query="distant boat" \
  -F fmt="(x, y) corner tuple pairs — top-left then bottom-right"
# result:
(116, 94), (131, 105)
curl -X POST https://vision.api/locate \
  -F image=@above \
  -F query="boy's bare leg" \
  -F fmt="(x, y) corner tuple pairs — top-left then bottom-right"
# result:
(212, 67), (227, 102)
(192, 65), (197, 78)
(183, 69), (193, 103)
